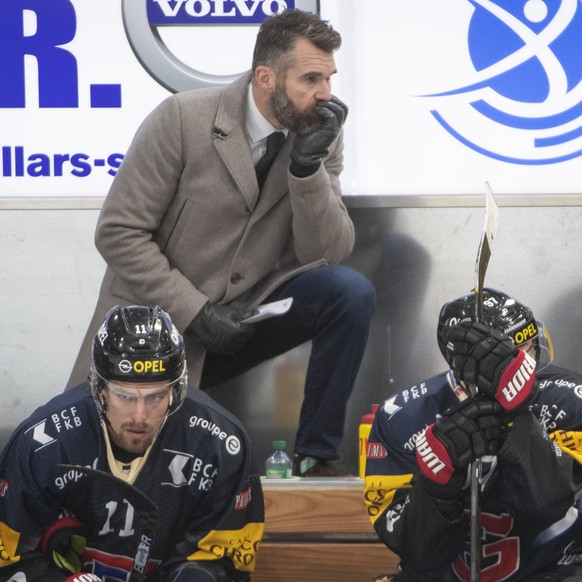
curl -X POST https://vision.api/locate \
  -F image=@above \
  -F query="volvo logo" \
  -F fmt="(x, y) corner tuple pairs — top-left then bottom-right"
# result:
(122, 0), (320, 93)
(421, 0), (582, 165)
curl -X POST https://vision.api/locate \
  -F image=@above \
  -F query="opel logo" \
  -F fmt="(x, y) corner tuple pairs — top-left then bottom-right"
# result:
(118, 359), (133, 374)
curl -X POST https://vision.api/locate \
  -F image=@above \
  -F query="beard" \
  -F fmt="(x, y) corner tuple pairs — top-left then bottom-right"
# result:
(110, 421), (156, 454)
(270, 80), (321, 134)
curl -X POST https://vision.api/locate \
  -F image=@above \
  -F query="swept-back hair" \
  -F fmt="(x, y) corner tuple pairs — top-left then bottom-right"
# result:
(252, 9), (341, 74)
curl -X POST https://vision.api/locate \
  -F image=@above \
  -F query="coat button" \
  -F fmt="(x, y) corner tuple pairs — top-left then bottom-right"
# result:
(230, 272), (242, 284)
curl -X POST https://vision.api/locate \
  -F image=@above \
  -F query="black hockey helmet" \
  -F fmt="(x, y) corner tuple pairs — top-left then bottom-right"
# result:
(90, 305), (188, 417)
(437, 288), (553, 368)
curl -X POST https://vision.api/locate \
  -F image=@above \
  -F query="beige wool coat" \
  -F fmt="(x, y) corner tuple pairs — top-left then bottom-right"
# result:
(67, 71), (355, 388)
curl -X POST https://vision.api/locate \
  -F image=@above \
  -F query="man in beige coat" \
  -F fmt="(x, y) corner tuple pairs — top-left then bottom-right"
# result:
(67, 9), (375, 476)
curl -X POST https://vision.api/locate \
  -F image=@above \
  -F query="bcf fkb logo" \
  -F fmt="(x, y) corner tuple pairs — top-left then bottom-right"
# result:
(421, 0), (582, 165)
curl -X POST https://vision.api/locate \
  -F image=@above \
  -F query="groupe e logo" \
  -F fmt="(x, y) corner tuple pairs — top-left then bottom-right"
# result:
(122, 0), (319, 93)
(422, 0), (582, 165)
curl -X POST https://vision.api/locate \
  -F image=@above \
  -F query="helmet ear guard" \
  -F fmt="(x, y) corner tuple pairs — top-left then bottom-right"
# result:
(91, 305), (188, 419)
(437, 288), (554, 371)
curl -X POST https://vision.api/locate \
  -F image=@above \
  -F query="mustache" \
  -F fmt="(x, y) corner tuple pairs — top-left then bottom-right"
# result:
(270, 85), (320, 133)
(121, 422), (150, 431)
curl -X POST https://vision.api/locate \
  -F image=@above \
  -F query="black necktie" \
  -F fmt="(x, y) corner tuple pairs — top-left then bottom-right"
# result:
(255, 131), (285, 190)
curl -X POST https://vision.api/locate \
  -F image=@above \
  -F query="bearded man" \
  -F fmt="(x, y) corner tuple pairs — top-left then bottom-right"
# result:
(67, 9), (375, 478)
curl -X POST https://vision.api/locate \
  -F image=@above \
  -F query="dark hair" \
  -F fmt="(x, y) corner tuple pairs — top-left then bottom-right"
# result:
(252, 9), (341, 73)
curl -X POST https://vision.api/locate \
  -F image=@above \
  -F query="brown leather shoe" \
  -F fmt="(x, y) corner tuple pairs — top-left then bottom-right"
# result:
(292, 455), (353, 477)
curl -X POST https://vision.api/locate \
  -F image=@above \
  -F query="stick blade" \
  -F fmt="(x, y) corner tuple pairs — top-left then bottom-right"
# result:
(474, 182), (499, 318)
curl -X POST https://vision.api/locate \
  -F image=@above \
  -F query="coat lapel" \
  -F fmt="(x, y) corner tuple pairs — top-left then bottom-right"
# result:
(211, 71), (296, 214)
(212, 72), (259, 211)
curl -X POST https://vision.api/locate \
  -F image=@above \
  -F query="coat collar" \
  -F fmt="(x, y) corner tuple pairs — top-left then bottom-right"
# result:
(212, 71), (293, 213)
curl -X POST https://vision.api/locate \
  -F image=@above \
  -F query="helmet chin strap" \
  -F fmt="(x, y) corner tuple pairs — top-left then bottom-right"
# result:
(96, 389), (112, 429)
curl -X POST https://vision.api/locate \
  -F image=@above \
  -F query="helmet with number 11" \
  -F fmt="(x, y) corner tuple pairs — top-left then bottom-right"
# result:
(90, 305), (188, 453)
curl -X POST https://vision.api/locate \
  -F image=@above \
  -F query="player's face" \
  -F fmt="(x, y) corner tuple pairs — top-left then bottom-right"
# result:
(270, 37), (336, 133)
(518, 339), (536, 358)
(103, 381), (171, 454)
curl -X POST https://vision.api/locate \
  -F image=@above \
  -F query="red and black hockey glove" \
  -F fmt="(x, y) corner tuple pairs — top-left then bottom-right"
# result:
(40, 515), (87, 575)
(416, 396), (503, 487)
(447, 321), (539, 413)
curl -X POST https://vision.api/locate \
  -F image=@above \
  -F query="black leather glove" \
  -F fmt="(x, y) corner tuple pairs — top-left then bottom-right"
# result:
(416, 396), (502, 486)
(447, 321), (539, 413)
(289, 95), (348, 177)
(187, 303), (255, 355)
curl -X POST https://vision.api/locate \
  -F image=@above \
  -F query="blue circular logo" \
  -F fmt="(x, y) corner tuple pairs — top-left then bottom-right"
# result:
(425, 0), (582, 164)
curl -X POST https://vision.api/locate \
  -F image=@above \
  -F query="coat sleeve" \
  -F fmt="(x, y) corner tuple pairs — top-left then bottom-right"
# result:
(287, 131), (355, 265)
(364, 408), (467, 573)
(160, 443), (265, 581)
(95, 95), (210, 330)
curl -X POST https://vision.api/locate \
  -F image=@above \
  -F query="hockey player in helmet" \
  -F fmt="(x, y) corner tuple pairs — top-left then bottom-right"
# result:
(0, 305), (264, 582)
(365, 289), (582, 582)
(90, 305), (188, 454)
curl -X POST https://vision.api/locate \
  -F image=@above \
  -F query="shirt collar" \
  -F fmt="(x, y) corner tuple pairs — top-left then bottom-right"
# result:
(246, 82), (287, 146)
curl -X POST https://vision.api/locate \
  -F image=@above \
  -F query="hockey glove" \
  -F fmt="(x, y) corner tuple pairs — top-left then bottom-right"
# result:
(169, 560), (230, 581)
(416, 396), (502, 487)
(447, 321), (539, 412)
(40, 516), (87, 574)
(290, 95), (348, 176)
(65, 575), (103, 582)
(187, 303), (256, 355)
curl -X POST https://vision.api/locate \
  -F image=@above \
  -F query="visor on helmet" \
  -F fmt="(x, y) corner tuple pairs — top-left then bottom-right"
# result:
(90, 305), (188, 422)
(90, 365), (188, 422)
(438, 288), (554, 371)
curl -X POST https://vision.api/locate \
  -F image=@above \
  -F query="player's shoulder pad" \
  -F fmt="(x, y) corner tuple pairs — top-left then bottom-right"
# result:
(172, 388), (251, 457)
(0, 383), (97, 463)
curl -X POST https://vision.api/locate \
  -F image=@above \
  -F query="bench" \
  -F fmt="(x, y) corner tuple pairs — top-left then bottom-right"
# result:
(253, 478), (399, 582)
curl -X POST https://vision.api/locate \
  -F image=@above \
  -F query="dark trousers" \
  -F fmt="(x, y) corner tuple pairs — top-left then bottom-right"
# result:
(200, 265), (376, 461)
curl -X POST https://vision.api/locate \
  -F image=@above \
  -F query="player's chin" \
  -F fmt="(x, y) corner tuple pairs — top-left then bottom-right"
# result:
(123, 430), (154, 453)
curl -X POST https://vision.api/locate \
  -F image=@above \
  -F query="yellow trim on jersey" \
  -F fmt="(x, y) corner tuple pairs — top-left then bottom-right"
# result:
(188, 522), (265, 573)
(550, 430), (582, 464)
(363, 474), (413, 526)
(0, 521), (21, 567)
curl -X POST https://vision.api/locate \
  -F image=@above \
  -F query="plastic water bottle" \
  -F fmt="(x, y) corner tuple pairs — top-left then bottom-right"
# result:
(265, 440), (292, 479)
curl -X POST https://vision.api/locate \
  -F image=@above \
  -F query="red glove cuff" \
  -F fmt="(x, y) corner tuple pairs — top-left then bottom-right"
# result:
(65, 574), (102, 582)
(416, 425), (455, 485)
(40, 515), (86, 552)
(495, 349), (536, 411)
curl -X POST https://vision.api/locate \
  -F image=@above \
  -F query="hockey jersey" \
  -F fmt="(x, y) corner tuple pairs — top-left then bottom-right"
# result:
(364, 364), (582, 581)
(0, 383), (264, 581)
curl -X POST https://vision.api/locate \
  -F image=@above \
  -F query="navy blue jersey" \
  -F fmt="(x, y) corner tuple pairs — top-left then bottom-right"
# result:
(0, 384), (264, 581)
(364, 364), (582, 581)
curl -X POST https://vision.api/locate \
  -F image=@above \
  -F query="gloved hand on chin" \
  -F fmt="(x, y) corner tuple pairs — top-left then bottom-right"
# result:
(290, 95), (348, 177)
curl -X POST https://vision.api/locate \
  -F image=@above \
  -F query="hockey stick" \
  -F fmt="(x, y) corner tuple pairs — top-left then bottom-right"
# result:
(470, 182), (499, 582)
(60, 464), (159, 582)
